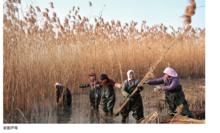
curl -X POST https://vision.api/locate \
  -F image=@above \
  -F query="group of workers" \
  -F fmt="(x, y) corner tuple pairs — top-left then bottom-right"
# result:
(55, 67), (192, 123)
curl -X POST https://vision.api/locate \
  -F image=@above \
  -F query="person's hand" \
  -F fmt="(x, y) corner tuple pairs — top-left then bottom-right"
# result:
(114, 83), (122, 89)
(153, 86), (163, 92)
(122, 91), (129, 98)
(143, 80), (149, 84)
(137, 84), (144, 92)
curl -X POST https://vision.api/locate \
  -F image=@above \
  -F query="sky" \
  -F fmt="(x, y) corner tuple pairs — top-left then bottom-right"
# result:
(20, 0), (205, 28)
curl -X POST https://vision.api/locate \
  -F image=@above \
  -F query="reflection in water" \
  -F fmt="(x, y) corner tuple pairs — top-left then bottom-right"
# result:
(21, 80), (204, 123)
(56, 106), (72, 123)
(89, 109), (100, 123)
(89, 108), (116, 123)
(100, 115), (115, 123)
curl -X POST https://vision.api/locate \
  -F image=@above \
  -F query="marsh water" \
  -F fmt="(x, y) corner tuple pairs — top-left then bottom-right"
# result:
(6, 79), (205, 123)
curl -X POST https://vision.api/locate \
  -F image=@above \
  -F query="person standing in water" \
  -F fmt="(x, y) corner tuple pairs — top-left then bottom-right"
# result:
(79, 72), (101, 110)
(120, 70), (144, 123)
(99, 73), (116, 116)
(144, 67), (192, 117)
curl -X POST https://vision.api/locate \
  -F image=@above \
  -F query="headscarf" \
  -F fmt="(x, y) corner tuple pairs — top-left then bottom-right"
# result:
(163, 67), (178, 77)
(127, 70), (135, 81)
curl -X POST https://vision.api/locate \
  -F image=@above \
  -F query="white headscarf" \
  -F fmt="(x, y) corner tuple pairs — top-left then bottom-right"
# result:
(127, 70), (135, 81)
(55, 82), (63, 87)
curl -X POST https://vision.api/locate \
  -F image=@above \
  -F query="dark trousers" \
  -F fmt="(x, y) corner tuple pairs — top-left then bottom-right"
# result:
(121, 94), (144, 123)
(165, 85), (192, 117)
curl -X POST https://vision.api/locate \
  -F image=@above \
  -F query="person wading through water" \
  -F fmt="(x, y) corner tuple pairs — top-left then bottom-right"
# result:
(120, 70), (144, 123)
(55, 83), (72, 107)
(144, 67), (192, 117)
(99, 73), (116, 116)
(79, 72), (101, 110)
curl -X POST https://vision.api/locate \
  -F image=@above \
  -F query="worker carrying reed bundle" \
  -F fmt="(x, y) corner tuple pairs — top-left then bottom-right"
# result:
(144, 67), (192, 117)
(120, 70), (144, 123)
(79, 72), (101, 110)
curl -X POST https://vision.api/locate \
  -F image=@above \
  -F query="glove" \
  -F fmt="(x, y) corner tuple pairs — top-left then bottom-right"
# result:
(122, 91), (129, 98)
(153, 86), (163, 92)
(143, 80), (150, 84)
(137, 84), (144, 92)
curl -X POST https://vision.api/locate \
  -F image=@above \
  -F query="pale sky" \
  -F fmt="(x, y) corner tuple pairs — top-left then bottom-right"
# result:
(19, 0), (205, 28)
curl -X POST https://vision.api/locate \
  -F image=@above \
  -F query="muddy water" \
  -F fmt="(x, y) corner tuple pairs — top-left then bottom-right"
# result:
(18, 79), (205, 123)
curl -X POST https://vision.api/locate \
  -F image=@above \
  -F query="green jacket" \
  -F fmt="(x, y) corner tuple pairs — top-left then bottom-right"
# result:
(121, 79), (143, 98)
(101, 84), (116, 113)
